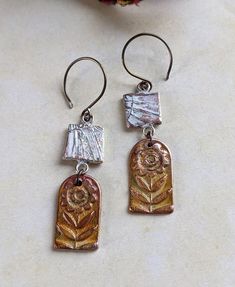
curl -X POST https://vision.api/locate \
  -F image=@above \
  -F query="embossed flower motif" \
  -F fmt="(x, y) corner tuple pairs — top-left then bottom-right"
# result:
(132, 144), (170, 176)
(61, 184), (96, 213)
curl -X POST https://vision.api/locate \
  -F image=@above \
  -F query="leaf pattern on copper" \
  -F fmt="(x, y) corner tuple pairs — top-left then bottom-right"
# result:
(129, 201), (149, 213)
(130, 186), (150, 203)
(55, 239), (74, 249)
(54, 174), (100, 251)
(152, 188), (172, 204)
(57, 224), (76, 240)
(77, 211), (95, 229)
(63, 211), (77, 227)
(129, 139), (174, 214)
(152, 174), (168, 191)
(152, 204), (174, 214)
(135, 176), (152, 192)
(77, 226), (98, 242)
(135, 173), (167, 192)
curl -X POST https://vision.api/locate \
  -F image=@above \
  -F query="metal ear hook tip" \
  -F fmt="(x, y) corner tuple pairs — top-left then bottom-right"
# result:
(121, 32), (173, 90)
(63, 56), (107, 118)
(68, 101), (73, 109)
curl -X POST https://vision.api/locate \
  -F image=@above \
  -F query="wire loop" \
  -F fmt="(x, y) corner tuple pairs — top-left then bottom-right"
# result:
(122, 33), (173, 91)
(63, 57), (107, 119)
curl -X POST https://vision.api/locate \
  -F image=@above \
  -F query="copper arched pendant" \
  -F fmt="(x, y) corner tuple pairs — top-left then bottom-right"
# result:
(129, 139), (174, 214)
(54, 174), (101, 251)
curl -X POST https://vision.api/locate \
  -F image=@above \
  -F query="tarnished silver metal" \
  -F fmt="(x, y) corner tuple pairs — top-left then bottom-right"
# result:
(137, 81), (151, 93)
(75, 162), (89, 174)
(143, 125), (155, 137)
(63, 121), (104, 163)
(123, 92), (161, 128)
(81, 109), (93, 124)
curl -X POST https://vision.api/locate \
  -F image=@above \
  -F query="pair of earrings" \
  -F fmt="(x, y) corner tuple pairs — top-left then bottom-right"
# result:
(54, 33), (174, 251)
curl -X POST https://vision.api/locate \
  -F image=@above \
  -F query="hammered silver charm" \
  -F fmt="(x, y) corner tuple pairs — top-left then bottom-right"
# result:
(123, 92), (161, 128)
(63, 122), (104, 163)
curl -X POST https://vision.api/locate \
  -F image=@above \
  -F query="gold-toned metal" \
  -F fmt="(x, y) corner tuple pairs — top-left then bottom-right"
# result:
(54, 174), (100, 251)
(129, 139), (173, 214)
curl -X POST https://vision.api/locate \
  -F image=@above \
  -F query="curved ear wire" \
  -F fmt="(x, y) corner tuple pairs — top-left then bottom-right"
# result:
(63, 56), (107, 121)
(121, 33), (173, 91)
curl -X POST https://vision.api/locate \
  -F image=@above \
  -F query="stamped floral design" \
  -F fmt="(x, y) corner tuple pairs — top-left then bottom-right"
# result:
(54, 174), (100, 251)
(131, 143), (170, 176)
(129, 139), (174, 214)
(61, 183), (96, 213)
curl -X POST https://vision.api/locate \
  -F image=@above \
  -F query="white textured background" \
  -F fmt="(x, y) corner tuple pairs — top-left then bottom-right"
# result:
(0, 0), (235, 286)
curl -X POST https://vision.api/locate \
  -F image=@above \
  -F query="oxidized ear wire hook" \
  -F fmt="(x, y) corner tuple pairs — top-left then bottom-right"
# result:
(63, 56), (107, 122)
(121, 33), (173, 92)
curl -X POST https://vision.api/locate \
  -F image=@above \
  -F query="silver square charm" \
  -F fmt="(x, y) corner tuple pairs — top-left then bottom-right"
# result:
(123, 92), (161, 128)
(63, 122), (104, 163)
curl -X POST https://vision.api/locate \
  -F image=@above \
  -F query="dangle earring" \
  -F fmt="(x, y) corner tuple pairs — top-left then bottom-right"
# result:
(54, 57), (106, 251)
(122, 33), (174, 214)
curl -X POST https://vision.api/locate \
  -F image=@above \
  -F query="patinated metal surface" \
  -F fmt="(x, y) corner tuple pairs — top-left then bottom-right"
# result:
(123, 92), (161, 128)
(129, 139), (173, 214)
(54, 174), (100, 251)
(63, 122), (104, 163)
